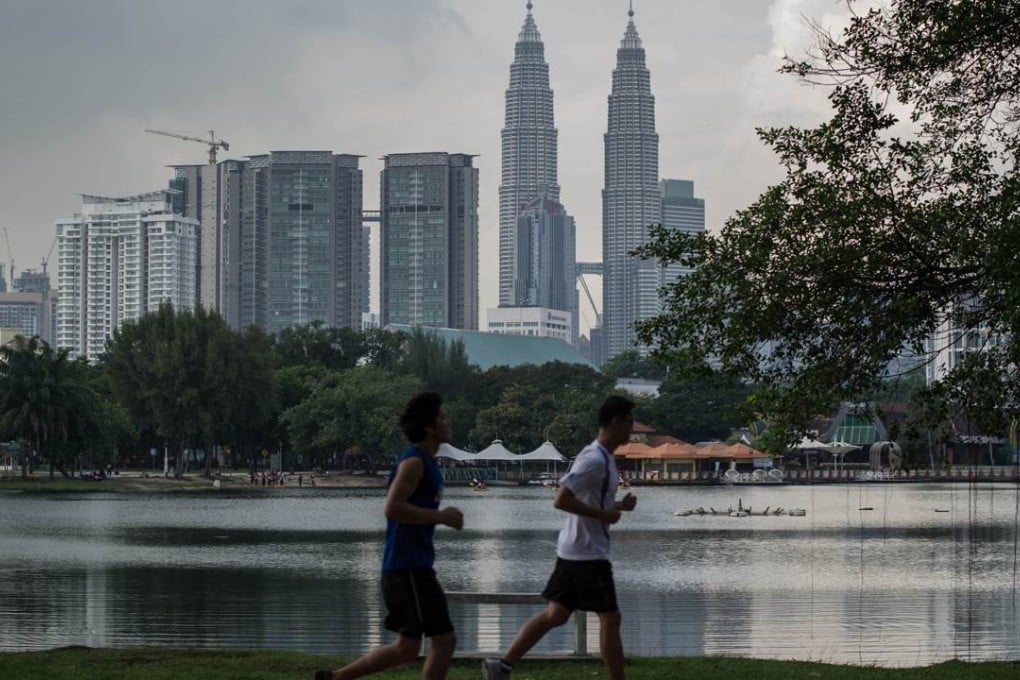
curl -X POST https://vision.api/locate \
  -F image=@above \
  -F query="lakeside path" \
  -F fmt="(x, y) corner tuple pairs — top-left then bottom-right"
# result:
(0, 471), (387, 492)
(0, 648), (1016, 680)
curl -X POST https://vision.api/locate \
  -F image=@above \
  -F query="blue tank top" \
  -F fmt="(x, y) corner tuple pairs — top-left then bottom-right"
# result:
(382, 446), (444, 571)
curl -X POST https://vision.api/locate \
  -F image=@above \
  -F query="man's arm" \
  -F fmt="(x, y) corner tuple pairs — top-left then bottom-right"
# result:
(384, 457), (463, 529)
(553, 485), (621, 524)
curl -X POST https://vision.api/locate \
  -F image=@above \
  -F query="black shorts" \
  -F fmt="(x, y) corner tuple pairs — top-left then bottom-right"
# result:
(540, 558), (618, 613)
(381, 567), (454, 638)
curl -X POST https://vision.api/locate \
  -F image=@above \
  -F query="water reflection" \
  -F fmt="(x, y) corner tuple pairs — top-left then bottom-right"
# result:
(0, 484), (1017, 665)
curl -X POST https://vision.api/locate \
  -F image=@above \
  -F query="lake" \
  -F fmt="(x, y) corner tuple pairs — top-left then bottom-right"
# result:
(0, 482), (1017, 666)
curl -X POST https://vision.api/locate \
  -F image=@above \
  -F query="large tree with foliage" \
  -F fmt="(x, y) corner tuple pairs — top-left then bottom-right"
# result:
(273, 321), (367, 370)
(637, 0), (1020, 434)
(104, 304), (273, 476)
(0, 336), (97, 478)
(281, 365), (421, 471)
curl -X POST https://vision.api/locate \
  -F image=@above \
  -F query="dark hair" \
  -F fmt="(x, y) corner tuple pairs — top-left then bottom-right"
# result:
(400, 391), (443, 443)
(598, 394), (635, 427)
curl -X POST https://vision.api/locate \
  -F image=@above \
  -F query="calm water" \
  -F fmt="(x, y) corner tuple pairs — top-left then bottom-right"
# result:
(1, 483), (1018, 666)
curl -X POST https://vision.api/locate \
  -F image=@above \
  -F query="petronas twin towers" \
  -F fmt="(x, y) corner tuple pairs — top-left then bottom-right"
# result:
(498, 2), (660, 363)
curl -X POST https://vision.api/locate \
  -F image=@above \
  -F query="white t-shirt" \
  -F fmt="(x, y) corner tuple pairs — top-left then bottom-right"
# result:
(555, 440), (619, 561)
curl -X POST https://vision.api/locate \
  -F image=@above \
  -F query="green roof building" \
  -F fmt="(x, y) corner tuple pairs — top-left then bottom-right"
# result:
(387, 323), (592, 370)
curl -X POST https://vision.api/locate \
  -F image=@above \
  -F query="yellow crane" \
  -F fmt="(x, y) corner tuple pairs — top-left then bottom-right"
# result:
(145, 128), (230, 164)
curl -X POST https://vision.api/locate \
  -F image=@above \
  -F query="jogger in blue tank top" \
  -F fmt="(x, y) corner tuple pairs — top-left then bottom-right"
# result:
(313, 392), (464, 680)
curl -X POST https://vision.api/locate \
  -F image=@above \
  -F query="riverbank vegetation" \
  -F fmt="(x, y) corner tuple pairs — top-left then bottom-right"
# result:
(0, 648), (1016, 680)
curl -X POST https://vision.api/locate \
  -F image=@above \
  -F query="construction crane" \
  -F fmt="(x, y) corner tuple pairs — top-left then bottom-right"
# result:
(3, 226), (12, 284)
(41, 235), (57, 277)
(145, 129), (230, 164)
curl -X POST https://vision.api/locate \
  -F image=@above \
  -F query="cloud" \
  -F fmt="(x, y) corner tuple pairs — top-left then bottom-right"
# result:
(0, 0), (856, 334)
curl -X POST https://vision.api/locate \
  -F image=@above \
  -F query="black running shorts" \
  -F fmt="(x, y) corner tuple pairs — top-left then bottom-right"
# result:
(381, 567), (454, 638)
(541, 558), (618, 613)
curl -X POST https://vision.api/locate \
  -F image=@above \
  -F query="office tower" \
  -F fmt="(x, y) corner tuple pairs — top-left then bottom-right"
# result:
(502, 196), (577, 342)
(55, 191), (198, 360)
(499, 1), (560, 306)
(380, 153), (479, 330)
(0, 292), (48, 342)
(602, 5), (660, 364)
(6, 268), (55, 343)
(656, 178), (705, 299)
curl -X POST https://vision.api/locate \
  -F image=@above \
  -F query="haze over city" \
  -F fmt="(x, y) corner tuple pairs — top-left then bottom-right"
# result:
(0, 0), (852, 329)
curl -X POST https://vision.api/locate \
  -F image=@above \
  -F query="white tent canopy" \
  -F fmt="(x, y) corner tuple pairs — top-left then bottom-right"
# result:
(520, 441), (568, 462)
(796, 437), (833, 451)
(476, 440), (520, 461)
(437, 443), (476, 462)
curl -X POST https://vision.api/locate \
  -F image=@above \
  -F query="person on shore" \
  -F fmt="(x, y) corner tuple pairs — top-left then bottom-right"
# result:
(313, 391), (464, 680)
(482, 395), (637, 680)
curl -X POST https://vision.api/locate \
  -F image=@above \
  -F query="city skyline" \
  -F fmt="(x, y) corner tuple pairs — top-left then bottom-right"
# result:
(0, 0), (853, 336)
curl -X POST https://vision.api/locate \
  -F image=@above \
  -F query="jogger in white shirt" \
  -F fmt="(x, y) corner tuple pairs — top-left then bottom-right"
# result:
(482, 395), (637, 680)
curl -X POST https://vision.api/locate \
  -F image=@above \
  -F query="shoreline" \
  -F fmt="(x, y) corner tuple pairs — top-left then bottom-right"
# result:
(0, 471), (387, 492)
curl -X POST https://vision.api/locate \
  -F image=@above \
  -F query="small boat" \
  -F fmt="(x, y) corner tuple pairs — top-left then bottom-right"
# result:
(934, 509), (950, 513)
(859, 507), (874, 511)
(787, 508), (806, 516)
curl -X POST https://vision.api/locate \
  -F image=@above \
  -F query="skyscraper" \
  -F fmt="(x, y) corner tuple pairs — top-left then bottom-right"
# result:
(174, 152), (367, 333)
(168, 164), (220, 316)
(499, 1), (560, 306)
(380, 153), (479, 330)
(508, 196), (577, 343)
(55, 191), (198, 360)
(602, 4), (660, 364)
(655, 178), (705, 306)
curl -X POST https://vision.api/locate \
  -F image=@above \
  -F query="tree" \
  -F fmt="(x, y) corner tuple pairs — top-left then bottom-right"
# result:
(637, 0), (1020, 434)
(602, 350), (668, 380)
(104, 304), (271, 476)
(0, 336), (97, 478)
(635, 373), (755, 443)
(399, 328), (479, 401)
(273, 321), (367, 370)
(281, 365), (421, 471)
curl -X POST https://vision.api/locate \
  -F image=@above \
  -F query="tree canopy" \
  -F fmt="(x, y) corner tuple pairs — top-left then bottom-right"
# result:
(637, 0), (1020, 435)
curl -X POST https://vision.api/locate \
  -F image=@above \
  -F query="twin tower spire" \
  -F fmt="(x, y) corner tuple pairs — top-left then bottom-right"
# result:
(498, 2), (659, 362)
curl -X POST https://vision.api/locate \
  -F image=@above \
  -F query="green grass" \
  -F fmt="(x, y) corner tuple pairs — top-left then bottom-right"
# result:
(0, 648), (1015, 680)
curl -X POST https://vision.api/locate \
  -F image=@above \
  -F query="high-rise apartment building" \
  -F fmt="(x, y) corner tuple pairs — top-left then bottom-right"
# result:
(55, 191), (198, 360)
(173, 152), (367, 333)
(499, 2), (560, 306)
(380, 153), (479, 330)
(168, 164), (220, 315)
(601, 6), (660, 364)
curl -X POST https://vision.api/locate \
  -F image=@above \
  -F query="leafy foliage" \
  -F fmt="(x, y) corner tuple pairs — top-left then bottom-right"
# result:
(0, 336), (98, 478)
(636, 0), (1020, 434)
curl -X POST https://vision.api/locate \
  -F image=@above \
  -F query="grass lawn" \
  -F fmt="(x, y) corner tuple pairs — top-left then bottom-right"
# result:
(0, 648), (1016, 680)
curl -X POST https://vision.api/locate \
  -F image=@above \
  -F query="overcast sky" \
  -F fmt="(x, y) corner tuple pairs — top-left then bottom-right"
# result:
(0, 0), (853, 331)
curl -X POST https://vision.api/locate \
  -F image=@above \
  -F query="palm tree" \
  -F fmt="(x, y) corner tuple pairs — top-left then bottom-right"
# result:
(0, 336), (96, 479)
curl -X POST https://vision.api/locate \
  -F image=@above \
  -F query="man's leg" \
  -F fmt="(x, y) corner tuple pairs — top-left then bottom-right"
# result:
(326, 634), (420, 680)
(421, 630), (456, 680)
(597, 610), (625, 680)
(503, 601), (572, 664)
